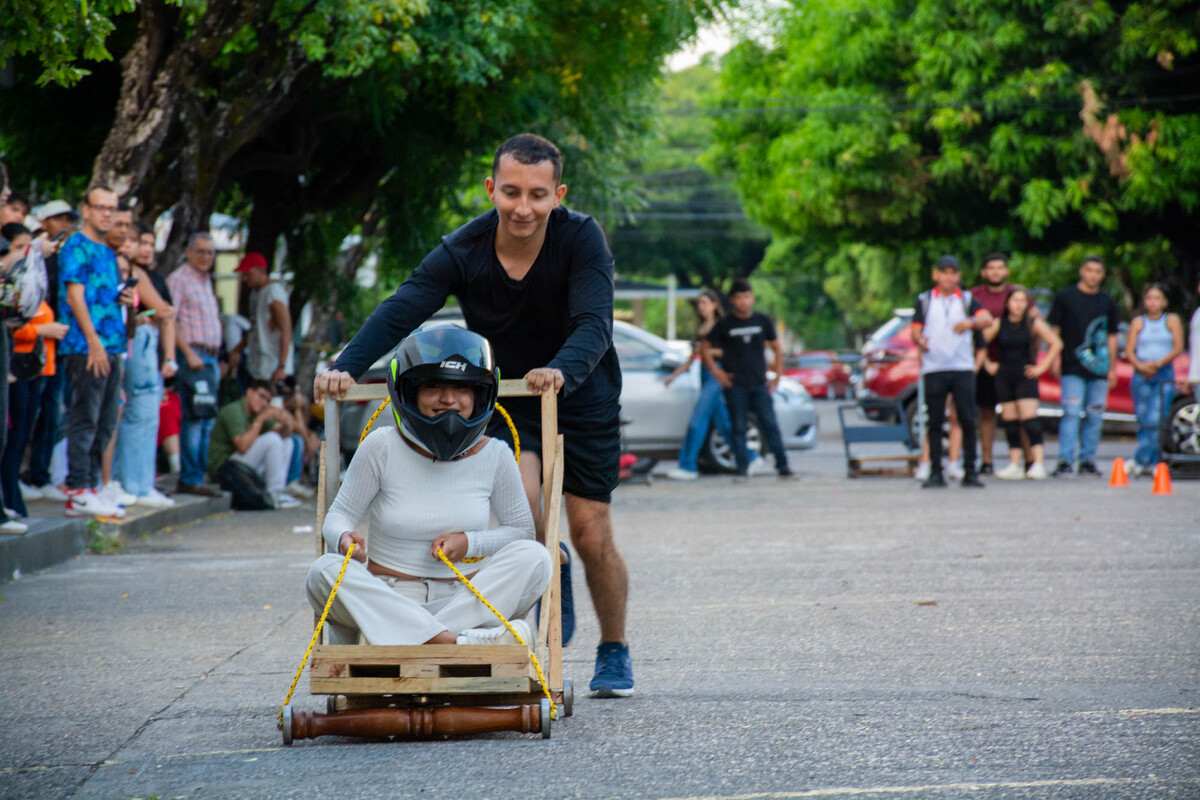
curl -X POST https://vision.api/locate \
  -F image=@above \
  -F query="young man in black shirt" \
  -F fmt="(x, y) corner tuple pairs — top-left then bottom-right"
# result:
(701, 279), (793, 479)
(1047, 256), (1119, 476)
(314, 134), (634, 697)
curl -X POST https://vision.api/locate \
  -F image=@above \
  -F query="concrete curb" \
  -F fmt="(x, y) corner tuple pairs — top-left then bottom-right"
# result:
(0, 492), (231, 583)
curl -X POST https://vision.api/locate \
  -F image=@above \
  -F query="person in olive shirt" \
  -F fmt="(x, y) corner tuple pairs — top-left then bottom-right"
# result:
(701, 279), (793, 479)
(208, 380), (300, 508)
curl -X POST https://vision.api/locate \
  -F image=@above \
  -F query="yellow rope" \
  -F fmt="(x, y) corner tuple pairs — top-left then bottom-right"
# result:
(278, 542), (356, 728)
(435, 547), (556, 720)
(359, 398), (392, 445)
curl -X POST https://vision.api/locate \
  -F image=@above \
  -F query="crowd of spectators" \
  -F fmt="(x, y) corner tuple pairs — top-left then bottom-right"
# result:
(0, 185), (317, 531)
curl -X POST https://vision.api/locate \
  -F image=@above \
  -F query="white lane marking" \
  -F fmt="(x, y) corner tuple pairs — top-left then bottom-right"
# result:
(1074, 707), (1200, 718)
(655, 776), (1195, 799)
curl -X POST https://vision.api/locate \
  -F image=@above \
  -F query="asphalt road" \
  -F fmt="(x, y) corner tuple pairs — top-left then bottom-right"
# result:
(2, 403), (1197, 799)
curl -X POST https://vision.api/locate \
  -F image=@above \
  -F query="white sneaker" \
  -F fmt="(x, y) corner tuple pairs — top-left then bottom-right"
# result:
(137, 489), (176, 509)
(39, 484), (69, 502)
(665, 467), (699, 481)
(995, 462), (1026, 480)
(272, 492), (302, 509)
(945, 460), (965, 481)
(65, 489), (122, 518)
(101, 482), (137, 507)
(914, 460), (931, 482)
(285, 480), (315, 499)
(19, 481), (43, 501)
(747, 457), (775, 477)
(1026, 462), (1048, 480)
(0, 518), (28, 534)
(458, 619), (533, 647)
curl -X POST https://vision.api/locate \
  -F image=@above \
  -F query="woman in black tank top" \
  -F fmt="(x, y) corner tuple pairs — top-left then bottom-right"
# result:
(981, 287), (1062, 480)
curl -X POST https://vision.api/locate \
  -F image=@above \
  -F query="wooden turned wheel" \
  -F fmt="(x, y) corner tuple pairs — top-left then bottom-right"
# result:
(562, 679), (574, 718)
(281, 705), (294, 747)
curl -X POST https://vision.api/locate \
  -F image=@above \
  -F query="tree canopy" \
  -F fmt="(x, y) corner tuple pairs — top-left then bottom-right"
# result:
(708, 0), (1200, 335)
(2, 0), (720, 381)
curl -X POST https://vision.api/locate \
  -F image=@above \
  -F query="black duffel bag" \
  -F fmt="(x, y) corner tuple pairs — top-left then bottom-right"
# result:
(215, 459), (275, 511)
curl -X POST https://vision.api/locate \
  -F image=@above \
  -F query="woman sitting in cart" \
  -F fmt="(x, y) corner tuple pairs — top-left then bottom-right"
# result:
(306, 326), (551, 646)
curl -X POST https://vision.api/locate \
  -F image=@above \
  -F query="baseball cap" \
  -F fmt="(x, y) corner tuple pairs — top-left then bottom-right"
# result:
(34, 200), (78, 221)
(236, 251), (268, 273)
(935, 255), (960, 270)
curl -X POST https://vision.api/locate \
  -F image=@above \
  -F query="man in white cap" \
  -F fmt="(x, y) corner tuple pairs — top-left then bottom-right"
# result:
(22, 200), (78, 503)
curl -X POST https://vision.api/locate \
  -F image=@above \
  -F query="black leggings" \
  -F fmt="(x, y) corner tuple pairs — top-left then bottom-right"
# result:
(1004, 418), (1043, 450)
(924, 371), (976, 474)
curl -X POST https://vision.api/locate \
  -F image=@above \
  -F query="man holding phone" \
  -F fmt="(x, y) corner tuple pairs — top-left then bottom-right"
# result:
(57, 185), (135, 517)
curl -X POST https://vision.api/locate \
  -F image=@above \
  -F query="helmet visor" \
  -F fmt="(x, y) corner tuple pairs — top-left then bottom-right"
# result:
(398, 324), (495, 373)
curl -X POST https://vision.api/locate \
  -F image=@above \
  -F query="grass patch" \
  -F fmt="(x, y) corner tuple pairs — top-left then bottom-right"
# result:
(86, 519), (122, 555)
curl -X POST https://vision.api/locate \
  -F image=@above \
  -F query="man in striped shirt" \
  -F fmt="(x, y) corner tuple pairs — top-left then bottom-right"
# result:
(167, 232), (223, 496)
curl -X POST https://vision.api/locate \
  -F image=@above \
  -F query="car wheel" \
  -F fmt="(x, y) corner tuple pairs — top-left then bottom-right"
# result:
(1162, 394), (1200, 456)
(699, 420), (764, 474)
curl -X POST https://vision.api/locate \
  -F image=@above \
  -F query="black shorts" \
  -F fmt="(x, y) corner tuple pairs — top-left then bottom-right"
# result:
(487, 409), (620, 504)
(975, 370), (998, 409)
(994, 369), (1039, 403)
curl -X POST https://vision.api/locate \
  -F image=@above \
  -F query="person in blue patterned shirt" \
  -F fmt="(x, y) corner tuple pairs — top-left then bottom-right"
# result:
(57, 185), (135, 517)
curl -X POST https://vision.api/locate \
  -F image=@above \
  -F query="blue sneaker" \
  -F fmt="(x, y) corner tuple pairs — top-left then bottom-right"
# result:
(559, 542), (575, 646)
(589, 642), (634, 697)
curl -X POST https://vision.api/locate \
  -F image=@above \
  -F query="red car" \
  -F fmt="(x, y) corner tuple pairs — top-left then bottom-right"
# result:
(860, 308), (1192, 436)
(784, 350), (854, 399)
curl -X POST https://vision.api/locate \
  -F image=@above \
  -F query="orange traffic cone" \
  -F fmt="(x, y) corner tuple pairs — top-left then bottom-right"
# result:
(1151, 462), (1173, 496)
(1109, 458), (1129, 487)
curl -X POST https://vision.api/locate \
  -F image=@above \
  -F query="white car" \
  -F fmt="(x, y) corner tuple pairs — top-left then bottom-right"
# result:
(613, 322), (818, 472)
(334, 315), (818, 472)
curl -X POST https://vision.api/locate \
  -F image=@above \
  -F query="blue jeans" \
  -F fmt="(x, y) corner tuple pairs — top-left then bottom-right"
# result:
(115, 326), (163, 496)
(1132, 365), (1175, 467)
(726, 383), (789, 474)
(677, 369), (741, 472)
(26, 370), (63, 487)
(3, 377), (46, 517)
(1058, 374), (1108, 465)
(178, 352), (219, 486)
(288, 433), (304, 484)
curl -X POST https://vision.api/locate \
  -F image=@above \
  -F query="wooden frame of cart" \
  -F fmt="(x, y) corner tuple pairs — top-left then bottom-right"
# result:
(281, 379), (570, 744)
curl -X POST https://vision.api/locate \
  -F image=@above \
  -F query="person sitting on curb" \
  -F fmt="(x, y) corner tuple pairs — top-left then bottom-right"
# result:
(206, 380), (302, 509)
(306, 327), (551, 646)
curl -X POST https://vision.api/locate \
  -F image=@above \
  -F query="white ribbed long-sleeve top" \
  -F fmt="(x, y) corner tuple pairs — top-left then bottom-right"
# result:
(321, 429), (534, 578)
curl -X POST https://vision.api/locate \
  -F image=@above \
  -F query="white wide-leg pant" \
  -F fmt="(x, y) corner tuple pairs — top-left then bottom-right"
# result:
(231, 431), (293, 493)
(305, 539), (552, 645)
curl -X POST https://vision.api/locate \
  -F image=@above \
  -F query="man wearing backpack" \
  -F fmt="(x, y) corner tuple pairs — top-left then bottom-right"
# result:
(207, 380), (302, 509)
(911, 256), (994, 489)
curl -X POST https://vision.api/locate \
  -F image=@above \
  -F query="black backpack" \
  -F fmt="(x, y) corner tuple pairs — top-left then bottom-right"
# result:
(215, 459), (275, 511)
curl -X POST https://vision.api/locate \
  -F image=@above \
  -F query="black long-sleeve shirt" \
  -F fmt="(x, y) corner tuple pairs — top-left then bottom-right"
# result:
(333, 206), (621, 423)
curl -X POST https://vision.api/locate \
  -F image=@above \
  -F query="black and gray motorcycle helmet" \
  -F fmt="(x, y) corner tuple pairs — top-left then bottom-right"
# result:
(387, 326), (499, 461)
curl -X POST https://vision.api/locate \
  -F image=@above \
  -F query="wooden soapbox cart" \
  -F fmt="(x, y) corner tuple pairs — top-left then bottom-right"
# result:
(281, 380), (570, 744)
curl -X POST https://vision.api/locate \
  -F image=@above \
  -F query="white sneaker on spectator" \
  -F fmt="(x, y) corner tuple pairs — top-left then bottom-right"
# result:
(19, 481), (43, 501)
(39, 484), (69, 502)
(1, 517), (28, 534)
(914, 460), (931, 482)
(272, 492), (302, 510)
(945, 460), (965, 481)
(285, 480), (314, 499)
(458, 619), (533, 647)
(747, 458), (775, 477)
(1026, 462), (1048, 480)
(995, 462), (1025, 480)
(65, 489), (122, 518)
(138, 489), (176, 509)
(101, 482), (137, 507)
(665, 467), (699, 481)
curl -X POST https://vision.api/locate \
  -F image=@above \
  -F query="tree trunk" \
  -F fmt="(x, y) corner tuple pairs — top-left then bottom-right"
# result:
(90, 3), (183, 202)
